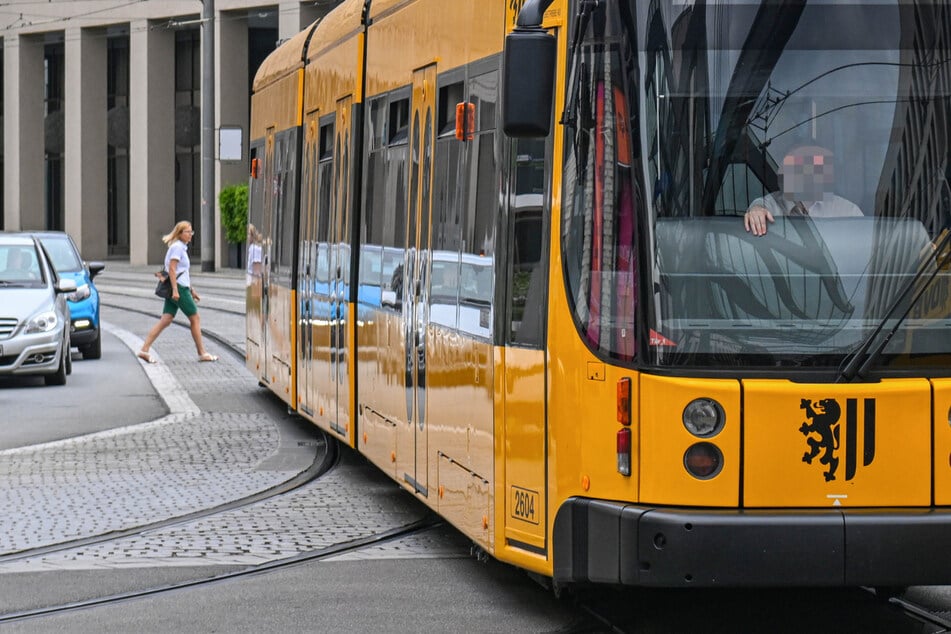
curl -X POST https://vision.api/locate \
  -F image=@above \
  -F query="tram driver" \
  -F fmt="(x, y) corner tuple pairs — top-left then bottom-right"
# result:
(744, 145), (863, 237)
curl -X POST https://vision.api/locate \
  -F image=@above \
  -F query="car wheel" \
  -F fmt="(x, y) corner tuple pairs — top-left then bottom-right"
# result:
(45, 349), (67, 386)
(81, 329), (102, 360)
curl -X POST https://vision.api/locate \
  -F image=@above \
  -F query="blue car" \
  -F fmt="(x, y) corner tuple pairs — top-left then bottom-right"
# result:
(30, 232), (105, 360)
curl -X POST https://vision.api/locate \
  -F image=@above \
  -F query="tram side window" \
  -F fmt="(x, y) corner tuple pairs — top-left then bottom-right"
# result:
(275, 129), (298, 274)
(248, 143), (265, 273)
(382, 95), (410, 310)
(506, 138), (547, 347)
(315, 121), (334, 287)
(362, 97), (388, 297)
(430, 79), (467, 329)
(461, 69), (499, 340)
(272, 134), (289, 279)
(438, 81), (465, 136)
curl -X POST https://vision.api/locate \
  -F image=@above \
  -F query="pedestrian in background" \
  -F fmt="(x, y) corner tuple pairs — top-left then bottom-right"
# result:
(137, 221), (219, 363)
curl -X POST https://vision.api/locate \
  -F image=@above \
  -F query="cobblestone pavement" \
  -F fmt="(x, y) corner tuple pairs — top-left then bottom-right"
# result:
(0, 264), (469, 573)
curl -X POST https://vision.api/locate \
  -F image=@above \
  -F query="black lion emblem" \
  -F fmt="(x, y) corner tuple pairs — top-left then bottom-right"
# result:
(799, 398), (841, 481)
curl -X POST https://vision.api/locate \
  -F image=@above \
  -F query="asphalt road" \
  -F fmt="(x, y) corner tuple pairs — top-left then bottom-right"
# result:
(0, 330), (164, 450)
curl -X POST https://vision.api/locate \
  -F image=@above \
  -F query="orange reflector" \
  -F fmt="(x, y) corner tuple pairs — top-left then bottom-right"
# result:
(455, 102), (475, 141)
(439, 485), (445, 498)
(616, 427), (632, 476)
(581, 475), (590, 490)
(250, 157), (260, 178)
(390, 451), (396, 462)
(617, 377), (632, 425)
(362, 432), (367, 445)
(482, 515), (489, 529)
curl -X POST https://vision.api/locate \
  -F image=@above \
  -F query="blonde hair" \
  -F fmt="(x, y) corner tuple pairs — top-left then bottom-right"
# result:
(163, 221), (193, 245)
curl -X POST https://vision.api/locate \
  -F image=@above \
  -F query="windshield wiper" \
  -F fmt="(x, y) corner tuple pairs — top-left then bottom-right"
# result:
(560, 0), (597, 132)
(837, 228), (951, 383)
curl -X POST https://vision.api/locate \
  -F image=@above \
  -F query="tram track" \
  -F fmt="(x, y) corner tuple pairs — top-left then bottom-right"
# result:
(0, 516), (444, 625)
(0, 430), (336, 567)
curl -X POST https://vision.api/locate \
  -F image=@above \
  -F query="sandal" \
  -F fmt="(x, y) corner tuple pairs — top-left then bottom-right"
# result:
(137, 350), (158, 364)
(198, 353), (219, 362)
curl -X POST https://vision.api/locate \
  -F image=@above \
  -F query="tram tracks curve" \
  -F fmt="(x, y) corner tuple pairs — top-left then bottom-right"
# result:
(0, 515), (443, 626)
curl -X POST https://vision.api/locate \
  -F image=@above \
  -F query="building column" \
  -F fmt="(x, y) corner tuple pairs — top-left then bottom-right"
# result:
(64, 27), (107, 259)
(217, 12), (249, 269)
(3, 35), (44, 230)
(129, 20), (175, 266)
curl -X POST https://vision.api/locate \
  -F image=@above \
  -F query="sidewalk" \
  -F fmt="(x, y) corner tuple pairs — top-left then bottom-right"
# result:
(94, 259), (249, 356)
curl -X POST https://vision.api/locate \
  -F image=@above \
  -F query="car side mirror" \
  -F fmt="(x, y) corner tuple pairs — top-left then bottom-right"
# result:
(56, 279), (78, 294)
(88, 261), (106, 280)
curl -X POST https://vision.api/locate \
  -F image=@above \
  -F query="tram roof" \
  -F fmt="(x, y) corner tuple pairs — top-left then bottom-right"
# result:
(304, 0), (366, 62)
(252, 21), (319, 93)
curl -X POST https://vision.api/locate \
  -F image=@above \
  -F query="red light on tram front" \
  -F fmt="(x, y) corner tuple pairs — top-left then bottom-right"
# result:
(617, 427), (631, 476)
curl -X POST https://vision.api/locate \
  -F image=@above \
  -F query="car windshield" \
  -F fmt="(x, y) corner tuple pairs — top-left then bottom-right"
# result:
(0, 245), (44, 285)
(38, 236), (82, 273)
(561, 0), (951, 372)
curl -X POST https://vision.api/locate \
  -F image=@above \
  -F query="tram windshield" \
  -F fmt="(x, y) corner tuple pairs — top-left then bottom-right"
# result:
(561, 0), (951, 373)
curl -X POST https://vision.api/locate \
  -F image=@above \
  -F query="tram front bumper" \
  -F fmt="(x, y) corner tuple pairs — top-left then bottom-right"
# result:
(553, 497), (951, 587)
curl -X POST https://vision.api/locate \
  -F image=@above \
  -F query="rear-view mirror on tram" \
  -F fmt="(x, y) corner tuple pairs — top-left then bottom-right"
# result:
(502, 2), (556, 138)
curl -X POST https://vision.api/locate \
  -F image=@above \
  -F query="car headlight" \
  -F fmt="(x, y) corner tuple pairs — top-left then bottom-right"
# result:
(25, 310), (58, 334)
(67, 284), (90, 302)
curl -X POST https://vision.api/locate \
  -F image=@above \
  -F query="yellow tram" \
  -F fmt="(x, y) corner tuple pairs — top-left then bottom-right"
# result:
(247, 0), (951, 587)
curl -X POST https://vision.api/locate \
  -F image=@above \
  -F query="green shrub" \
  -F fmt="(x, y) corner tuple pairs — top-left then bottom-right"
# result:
(219, 183), (249, 244)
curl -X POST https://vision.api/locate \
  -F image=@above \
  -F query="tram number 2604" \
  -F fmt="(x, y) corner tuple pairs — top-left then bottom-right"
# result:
(510, 486), (540, 525)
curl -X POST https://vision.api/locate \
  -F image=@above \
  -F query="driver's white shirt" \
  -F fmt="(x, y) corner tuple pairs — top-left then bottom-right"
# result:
(749, 192), (863, 218)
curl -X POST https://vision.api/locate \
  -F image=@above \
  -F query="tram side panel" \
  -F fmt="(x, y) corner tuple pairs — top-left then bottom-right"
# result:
(356, 0), (506, 547)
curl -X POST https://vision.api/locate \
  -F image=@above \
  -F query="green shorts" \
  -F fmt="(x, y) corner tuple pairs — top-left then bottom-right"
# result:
(163, 284), (198, 317)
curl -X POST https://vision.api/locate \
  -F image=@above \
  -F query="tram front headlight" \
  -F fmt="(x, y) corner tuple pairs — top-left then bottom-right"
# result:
(682, 398), (724, 438)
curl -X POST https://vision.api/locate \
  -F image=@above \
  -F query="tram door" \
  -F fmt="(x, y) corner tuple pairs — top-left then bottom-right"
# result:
(246, 140), (267, 379)
(398, 64), (437, 496)
(328, 95), (353, 439)
(260, 128), (277, 388)
(297, 112), (320, 420)
(502, 138), (551, 554)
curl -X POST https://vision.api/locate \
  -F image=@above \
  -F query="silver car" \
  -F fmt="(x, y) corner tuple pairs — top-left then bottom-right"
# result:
(0, 234), (77, 385)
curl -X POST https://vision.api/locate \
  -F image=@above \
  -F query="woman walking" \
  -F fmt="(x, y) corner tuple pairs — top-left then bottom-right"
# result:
(137, 221), (218, 363)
